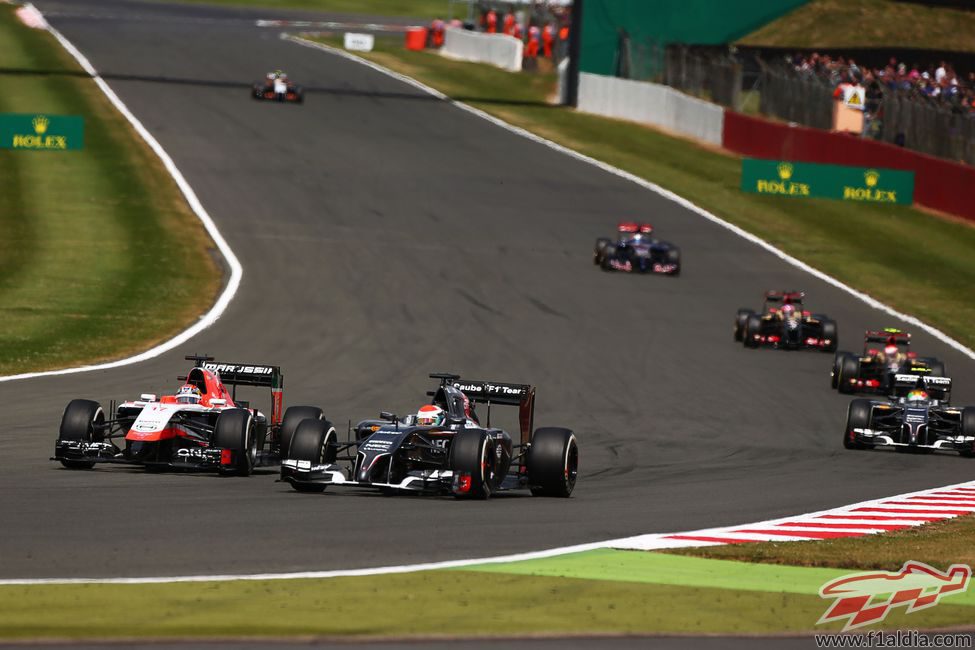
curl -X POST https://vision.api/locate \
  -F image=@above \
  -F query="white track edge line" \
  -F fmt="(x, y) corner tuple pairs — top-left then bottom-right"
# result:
(4, 478), (973, 585)
(288, 35), (975, 363)
(0, 5), (242, 383)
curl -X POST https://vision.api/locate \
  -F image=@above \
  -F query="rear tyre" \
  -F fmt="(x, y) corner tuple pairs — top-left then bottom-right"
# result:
(960, 407), (975, 458)
(57, 399), (104, 469)
(214, 409), (255, 476)
(743, 314), (762, 348)
(449, 430), (497, 500)
(279, 406), (323, 458)
(821, 319), (838, 353)
(844, 399), (873, 450)
(734, 309), (753, 342)
(527, 427), (578, 497)
(837, 354), (861, 394)
(287, 418), (337, 492)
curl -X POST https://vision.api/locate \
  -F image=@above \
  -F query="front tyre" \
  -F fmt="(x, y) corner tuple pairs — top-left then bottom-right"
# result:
(57, 399), (105, 469)
(743, 314), (762, 348)
(527, 427), (578, 497)
(214, 409), (255, 476)
(286, 418), (337, 492)
(844, 399), (873, 450)
(837, 354), (861, 394)
(821, 319), (838, 353)
(734, 309), (753, 342)
(279, 406), (324, 458)
(449, 430), (497, 500)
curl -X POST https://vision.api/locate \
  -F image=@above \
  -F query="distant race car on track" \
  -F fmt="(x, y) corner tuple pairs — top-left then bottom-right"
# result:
(593, 222), (680, 276)
(280, 373), (579, 499)
(251, 70), (304, 103)
(734, 290), (837, 351)
(53, 355), (324, 476)
(831, 328), (946, 395)
(843, 374), (975, 456)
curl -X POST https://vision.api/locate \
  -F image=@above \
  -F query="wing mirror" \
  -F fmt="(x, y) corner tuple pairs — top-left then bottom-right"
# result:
(210, 398), (227, 407)
(380, 411), (397, 421)
(139, 393), (157, 402)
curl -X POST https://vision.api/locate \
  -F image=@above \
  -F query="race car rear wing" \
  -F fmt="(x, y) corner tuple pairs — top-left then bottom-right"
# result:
(865, 329), (910, 345)
(429, 373), (536, 446)
(891, 374), (951, 401)
(181, 355), (284, 425)
(764, 290), (804, 304)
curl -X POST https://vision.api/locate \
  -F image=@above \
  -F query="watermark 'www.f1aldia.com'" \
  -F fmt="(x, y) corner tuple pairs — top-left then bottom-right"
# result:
(817, 561), (972, 632)
(814, 630), (973, 648)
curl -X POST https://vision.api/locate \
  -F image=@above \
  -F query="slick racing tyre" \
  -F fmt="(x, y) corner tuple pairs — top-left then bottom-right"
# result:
(449, 430), (497, 500)
(960, 407), (975, 458)
(57, 399), (105, 469)
(837, 354), (861, 394)
(279, 406), (324, 458)
(665, 247), (680, 276)
(287, 418), (337, 492)
(831, 351), (850, 389)
(844, 399), (873, 450)
(593, 238), (612, 265)
(734, 309), (754, 342)
(527, 427), (578, 497)
(743, 314), (762, 348)
(821, 319), (838, 353)
(214, 409), (256, 476)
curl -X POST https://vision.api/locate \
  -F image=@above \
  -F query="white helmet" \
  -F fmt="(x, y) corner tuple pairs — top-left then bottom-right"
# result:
(176, 384), (202, 405)
(416, 404), (444, 427)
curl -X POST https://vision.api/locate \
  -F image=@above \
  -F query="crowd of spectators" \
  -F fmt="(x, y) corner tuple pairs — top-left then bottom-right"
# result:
(785, 52), (975, 115)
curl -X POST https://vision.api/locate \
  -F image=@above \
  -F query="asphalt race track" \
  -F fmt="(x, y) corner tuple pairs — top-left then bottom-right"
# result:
(2, 0), (974, 581)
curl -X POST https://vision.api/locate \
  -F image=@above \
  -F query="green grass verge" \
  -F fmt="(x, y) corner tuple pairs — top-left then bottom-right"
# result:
(4, 554), (973, 639)
(738, 0), (975, 51)
(0, 6), (219, 374)
(173, 0), (450, 19)
(314, 35), (975, 351)
(669, 514), (975, 571)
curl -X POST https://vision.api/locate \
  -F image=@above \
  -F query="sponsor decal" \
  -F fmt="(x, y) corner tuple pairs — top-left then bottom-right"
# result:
(204, 363), (274, 375)
(741, 159), (913, 205)
(817, 561), (971, 631)
(0, 113), (84, 150)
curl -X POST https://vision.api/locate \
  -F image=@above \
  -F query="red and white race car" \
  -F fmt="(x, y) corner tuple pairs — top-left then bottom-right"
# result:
(52, 355), (325, 476)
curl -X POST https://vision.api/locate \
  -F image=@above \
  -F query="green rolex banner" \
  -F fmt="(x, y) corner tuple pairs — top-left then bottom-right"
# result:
(741, 159), (914, 205)
(0, 113), (84, 151)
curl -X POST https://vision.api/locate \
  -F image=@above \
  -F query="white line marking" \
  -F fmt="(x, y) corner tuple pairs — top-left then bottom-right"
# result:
(0, 5), (242, 383)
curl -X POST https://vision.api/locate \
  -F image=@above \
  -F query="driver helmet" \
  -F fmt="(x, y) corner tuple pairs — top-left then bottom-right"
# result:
(416, 404), (444, 427)
(176, 384), (202, 405)
(781, 303), (797, 317)
(266, 72), (275, 80)
(884, 344), (899, 358)
(906, 389), (928, 403)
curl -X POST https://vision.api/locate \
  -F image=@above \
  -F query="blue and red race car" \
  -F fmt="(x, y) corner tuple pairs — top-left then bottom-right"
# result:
(593, 222), (680, 276)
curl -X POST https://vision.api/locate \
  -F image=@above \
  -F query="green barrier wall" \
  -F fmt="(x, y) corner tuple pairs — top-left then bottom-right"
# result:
(580, 0), (808, 76)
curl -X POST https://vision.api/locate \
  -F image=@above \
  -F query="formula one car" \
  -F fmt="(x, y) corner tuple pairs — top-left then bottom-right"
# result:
(734, 290), (837, 351)
(593, 222), (680, 276)
(52, 355), (324, 475)
(843, 374), (975, 456)
(831, 329), (946, 395)
(280, 373), (579, 499)
(251, 70), (304, 103)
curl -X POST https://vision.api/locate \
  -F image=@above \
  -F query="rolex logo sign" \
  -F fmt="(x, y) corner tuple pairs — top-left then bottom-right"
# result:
(864, 169), (879, 187)
(1, 113), (84, 150)
(742, 159), (913, 205)
(777, 162), (793, 181)
(32, 115), (49, 135)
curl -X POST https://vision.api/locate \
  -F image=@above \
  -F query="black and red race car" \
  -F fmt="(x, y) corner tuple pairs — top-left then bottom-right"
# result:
(251, 71), (304, 103)
(280, 373), (578, 499)
(734, 290), (837, 351)
(832, 328), (946, 395)
(52, 355), (324, 476)
(593, 222), (680, 276)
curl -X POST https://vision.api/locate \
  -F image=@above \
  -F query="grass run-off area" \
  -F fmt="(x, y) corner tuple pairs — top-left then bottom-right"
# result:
(3, 549), (973, 639)
(174, 0), (449, 19)
(0, 6), (219, 375)
(314, 35), (975, 352)
(738, 0), (975, 51)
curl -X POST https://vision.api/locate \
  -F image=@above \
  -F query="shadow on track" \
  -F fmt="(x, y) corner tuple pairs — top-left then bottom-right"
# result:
(0, 67), (558, 108)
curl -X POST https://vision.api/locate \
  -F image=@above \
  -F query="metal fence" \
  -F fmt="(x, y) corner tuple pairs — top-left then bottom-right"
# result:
(756, 64), (834, 130)
(664, 45), (741, 109)
(878, 90), (975, 165)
